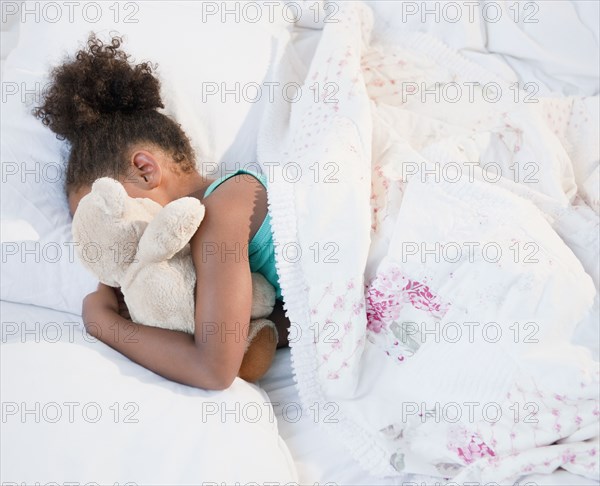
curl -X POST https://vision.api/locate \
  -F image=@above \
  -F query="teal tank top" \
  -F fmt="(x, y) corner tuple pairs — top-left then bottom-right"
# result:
(203, 168), (282, 300)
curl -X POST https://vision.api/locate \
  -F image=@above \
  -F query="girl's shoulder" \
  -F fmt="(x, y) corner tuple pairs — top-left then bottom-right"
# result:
(195, 168), (269, 245)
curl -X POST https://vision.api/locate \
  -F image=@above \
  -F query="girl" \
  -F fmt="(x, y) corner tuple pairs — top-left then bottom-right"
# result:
(34, 34), (290, 390)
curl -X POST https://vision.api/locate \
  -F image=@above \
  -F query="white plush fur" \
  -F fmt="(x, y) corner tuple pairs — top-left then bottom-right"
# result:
(72, 177), (277, 346)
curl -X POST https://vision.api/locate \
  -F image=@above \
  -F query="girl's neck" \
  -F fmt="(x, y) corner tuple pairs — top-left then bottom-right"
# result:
(170, 169), (215, 203)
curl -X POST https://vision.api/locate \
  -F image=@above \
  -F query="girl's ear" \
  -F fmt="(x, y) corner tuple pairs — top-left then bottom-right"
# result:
(129, 150), (162, 189)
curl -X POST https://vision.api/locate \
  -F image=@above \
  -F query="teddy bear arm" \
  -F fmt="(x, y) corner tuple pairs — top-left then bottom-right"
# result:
(136, 197), (205, 264)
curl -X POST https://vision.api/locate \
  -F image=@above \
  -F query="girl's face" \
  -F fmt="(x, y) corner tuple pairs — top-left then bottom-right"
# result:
(68, 147), (205, 217)
(67, 179), (164, 217)
(68, 147), (169, 217)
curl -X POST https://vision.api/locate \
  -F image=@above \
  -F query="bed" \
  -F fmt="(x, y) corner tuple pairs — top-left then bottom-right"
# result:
(2, 1), (599, 484)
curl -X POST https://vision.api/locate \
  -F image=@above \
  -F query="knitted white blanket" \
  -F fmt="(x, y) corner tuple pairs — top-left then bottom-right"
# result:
(259, 3), (599, 482)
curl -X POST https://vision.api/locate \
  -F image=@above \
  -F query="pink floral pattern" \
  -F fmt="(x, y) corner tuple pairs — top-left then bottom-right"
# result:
(366, 270), (449, 334)
(363, 262), (451, 363)
(365, 262), (449, 318)
(451, 434), (496, 465)
(308, 277), (367, 380)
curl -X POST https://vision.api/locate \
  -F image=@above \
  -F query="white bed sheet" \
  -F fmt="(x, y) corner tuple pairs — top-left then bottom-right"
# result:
(0, 300), (298, 484)
(368, 0), (600, 97)
(2, 299), (597, 485)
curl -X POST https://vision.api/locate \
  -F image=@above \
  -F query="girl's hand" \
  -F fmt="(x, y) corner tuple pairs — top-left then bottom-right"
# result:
(82, 283), (118, 320)
(88, 283), (131, 320)
(95, 282), (119, 311)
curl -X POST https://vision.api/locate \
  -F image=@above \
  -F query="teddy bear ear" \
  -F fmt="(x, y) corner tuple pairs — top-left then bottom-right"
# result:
(90, 177), (127, 217)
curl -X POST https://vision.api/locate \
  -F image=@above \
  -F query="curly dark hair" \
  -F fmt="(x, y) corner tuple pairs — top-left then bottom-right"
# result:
(33, 33), (196, 193)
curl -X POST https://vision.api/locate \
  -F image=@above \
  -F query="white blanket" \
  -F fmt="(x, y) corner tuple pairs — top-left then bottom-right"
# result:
(260, 2), (600, 483)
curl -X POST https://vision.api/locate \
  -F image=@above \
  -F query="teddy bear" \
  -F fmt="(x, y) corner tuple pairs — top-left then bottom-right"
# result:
(71, 177), (278, 382)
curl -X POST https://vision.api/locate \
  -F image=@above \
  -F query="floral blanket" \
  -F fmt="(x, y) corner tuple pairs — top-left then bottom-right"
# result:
(259, 3), (599, 483)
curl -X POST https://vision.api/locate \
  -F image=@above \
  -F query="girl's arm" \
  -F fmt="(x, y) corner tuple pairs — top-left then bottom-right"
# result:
(82, 175), (266, 390)
(83, 285), (227, 387)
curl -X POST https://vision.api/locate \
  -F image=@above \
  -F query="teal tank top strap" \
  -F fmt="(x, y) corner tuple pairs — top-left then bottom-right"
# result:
(203, 168), (268, 199)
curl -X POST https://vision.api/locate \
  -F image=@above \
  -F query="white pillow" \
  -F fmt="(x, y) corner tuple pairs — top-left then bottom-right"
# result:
(3, 1), (292, 166)
(0, 301), (298, 483)
(1, 1), (292, 313)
